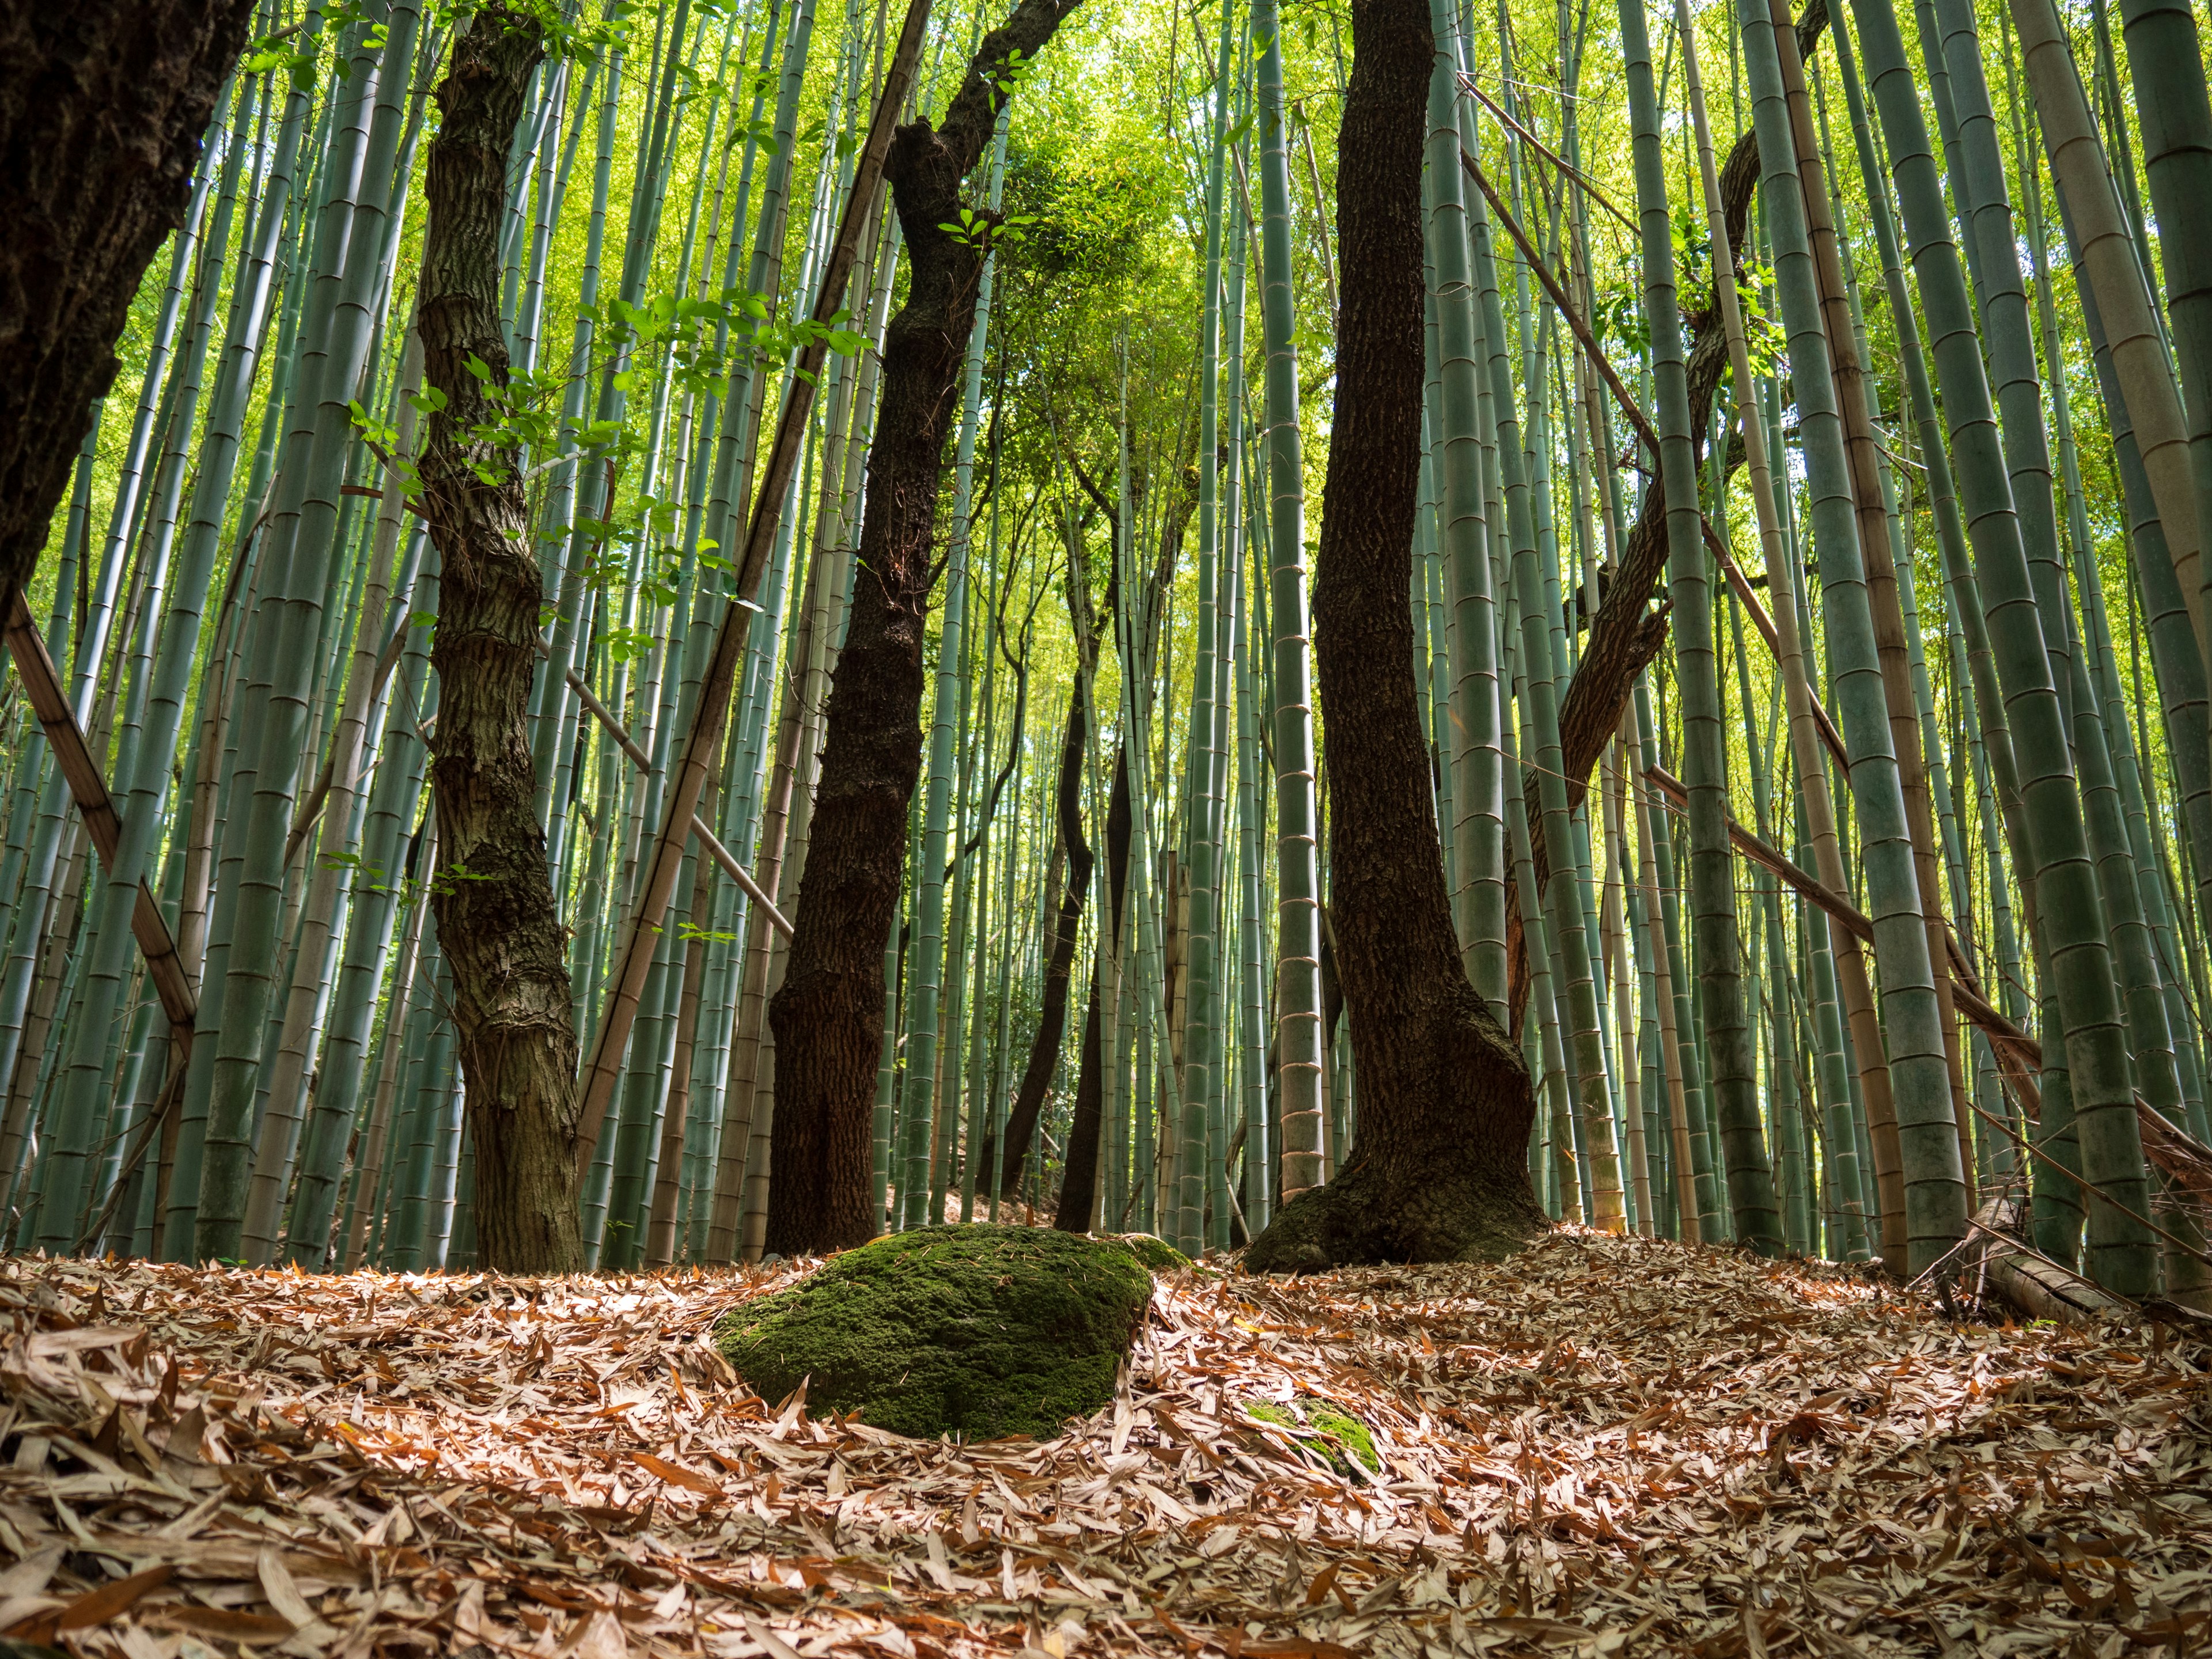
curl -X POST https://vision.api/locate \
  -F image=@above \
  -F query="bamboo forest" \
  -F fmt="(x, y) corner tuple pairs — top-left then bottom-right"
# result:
(0, 0), (2209, 1652)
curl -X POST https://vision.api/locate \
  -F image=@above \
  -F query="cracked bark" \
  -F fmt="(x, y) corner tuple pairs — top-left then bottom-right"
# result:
(0, 0), (257, 614)
(764, 0), (1089, 1255)
(416, 8), (584, 1274)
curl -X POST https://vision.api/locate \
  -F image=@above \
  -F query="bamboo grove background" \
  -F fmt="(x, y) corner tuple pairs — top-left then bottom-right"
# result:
(2, 0), (2210, 1298)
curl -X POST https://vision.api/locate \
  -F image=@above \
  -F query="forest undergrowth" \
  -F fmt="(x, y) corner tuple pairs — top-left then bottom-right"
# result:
(0, 1231), (2202, 1658)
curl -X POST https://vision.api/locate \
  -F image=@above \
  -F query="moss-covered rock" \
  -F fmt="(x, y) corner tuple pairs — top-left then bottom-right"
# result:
(1244, 1396), (1378, 1476)
(1112, 1233), (1190, 1271)
(717, 1225), (1156, 1441)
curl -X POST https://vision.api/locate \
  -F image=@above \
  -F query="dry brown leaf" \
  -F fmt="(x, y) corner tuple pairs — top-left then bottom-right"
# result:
(0, 1235), (2195, 1657)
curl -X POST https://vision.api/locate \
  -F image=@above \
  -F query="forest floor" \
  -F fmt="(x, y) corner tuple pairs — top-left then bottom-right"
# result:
(0, 1232), (2202, 1659)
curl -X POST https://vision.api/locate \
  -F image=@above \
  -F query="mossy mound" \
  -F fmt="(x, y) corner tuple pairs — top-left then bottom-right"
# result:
(717, 1225), (1156, 1441)
(1111, 1233), (1190, 1271)
(1244, 1396), (1379, 1476)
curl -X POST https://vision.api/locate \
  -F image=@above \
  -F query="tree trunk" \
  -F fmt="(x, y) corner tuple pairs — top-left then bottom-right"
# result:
(1243, 0), (1544, 1272)
(764, 0), (1087, 1257)
(993, 680), (1091, 1195)
(0, 0), (257, 615)
(1056, 742), (1130, 1232)
(416, 8), (584, 1275)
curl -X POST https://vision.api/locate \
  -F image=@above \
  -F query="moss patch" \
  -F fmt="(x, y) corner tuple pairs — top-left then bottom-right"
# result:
(717, 1226), (1156, 1441)
(1112, 1233), (1190, 1271)
(1243, 1396), (1378, 1476)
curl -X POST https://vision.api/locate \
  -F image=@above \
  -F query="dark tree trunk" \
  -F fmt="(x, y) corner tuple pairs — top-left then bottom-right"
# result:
(1242, 0), (1544, 1272)
(1059, 979), (1104, 1228)
(764, 0), (1087, 1257)
(994, 679), (1091, 1194)
(1054, 741), (1130, 1232)
(416, 9), (584, 1275)
(0, 0), (257, 615)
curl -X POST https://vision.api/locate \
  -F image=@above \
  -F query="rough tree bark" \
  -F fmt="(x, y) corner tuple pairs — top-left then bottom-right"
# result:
(1242, 0), (1545, 1271)
(764, 0), (1088, 1256)
(1055, 743), (1131, 1232)
(415, 8), (585, 1275)
(989, 680), (1090, 1195)
(0, 0), (259, 614)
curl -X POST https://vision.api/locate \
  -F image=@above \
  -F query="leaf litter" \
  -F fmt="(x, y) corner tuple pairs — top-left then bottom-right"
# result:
(0, 1230), (2203, 1658)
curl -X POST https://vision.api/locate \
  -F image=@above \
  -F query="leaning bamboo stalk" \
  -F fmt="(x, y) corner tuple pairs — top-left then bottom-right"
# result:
(2007, 0), (2205, 675)
(0, 604), (196, 1043)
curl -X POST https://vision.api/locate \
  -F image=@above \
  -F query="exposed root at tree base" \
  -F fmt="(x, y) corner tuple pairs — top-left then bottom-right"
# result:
(1244, 1146), (1548, 1272)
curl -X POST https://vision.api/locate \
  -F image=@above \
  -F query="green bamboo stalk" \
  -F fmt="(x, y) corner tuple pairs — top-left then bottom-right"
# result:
(1425, 0), (1503, 1012)
(196, 7), (413, 1263)
(1232, 512), (1270, 1234)
(1207, 128), (1251, 1252)
(1929, 0), (2080, 728)
(1625, 0), (1772, 1245)
(961, 475), (1014, 1227)
(1251, 0), (1323, 1212)
(1743, 0), (1964, 1271)
(1639, 685), (1725, 1241)
(2008, 0), (2205, 680)
(2109, 0), (2212, 650)
(1501, 572), (1578, 1221)
(1855, 0), (2154, 1293)
(1603, 728), (1653, 1232)
(1175, 0), (1236, 1256)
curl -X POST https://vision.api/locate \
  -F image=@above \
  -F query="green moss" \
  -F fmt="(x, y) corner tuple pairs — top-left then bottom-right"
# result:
(716, 1225), (1156, 1441)
(1242, 1396), (1379, 1476)
(1113, 1233), (1190, 1271)
(1307, 1405), (1378, 1474)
